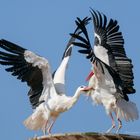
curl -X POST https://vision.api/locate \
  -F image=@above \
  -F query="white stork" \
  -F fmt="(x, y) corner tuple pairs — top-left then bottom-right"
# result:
(71, 9), (139, 133)
(0, 17), (90, 135)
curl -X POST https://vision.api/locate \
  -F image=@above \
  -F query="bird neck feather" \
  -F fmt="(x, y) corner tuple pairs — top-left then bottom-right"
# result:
(69, 88), (82, 106)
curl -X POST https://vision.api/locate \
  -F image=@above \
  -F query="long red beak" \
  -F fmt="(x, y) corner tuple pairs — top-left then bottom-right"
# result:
(86, 71), (94, 81)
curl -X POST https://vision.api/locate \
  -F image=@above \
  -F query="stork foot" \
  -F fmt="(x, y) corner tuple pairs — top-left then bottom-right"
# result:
(106, 124), (116, 133)
(116, 119), (122, 133)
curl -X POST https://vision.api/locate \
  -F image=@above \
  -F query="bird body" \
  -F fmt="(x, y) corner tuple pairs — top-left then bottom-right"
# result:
(47, 87), (83, 113)
(89, 75), (115, 106)
(88, 68), (138, 122)
(85, 62), (138, 133)
(24, 86), (85, 133)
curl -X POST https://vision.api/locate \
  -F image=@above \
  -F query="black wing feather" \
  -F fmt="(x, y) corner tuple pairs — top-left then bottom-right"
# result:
(62, 17), (91, 59)
(0, 39), (44, 109)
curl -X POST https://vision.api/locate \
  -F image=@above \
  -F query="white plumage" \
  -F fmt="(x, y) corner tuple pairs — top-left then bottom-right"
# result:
(88, 67), (138, 122)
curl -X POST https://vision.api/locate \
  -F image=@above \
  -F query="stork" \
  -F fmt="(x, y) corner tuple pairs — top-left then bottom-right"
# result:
(0, 17), (90, 135)
(71, 9), (139, 133)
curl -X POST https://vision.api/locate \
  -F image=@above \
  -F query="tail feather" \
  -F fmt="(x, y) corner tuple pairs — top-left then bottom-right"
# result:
(23, 107), (47, 130)
(116, 99), (139, 121)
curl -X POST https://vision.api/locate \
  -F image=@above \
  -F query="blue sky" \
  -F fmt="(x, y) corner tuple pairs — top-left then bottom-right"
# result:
(0, 0), (140, 139)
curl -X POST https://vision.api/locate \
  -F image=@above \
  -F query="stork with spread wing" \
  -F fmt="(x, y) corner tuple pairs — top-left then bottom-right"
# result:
(0, 17), (90, 135)
(71, 9), (139, 133)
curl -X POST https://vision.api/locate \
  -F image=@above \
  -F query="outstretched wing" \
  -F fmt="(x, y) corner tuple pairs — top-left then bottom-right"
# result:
(0, 39), (55, 109)
(70, 11), (135, 100)
(90, 9), (135, 94)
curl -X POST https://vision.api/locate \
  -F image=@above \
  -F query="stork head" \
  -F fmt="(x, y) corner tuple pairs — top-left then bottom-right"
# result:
(78, 85), (87, 92)
(80, 85), (94, 100)
(74, 86), (94, 101)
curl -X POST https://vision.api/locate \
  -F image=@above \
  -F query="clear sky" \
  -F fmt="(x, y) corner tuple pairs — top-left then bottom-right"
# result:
(0, 0), (140, 139)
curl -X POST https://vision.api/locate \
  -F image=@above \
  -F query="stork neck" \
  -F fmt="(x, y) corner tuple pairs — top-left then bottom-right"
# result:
(70, 88), (82, 105)
(65, 88), (82, 110)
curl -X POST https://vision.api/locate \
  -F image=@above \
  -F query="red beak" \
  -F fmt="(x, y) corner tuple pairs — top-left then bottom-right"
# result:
(82, 86), (94, 91)
(86, 71), (94, 81)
